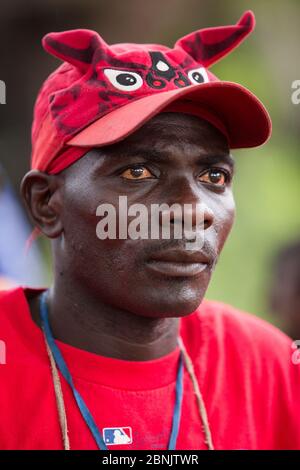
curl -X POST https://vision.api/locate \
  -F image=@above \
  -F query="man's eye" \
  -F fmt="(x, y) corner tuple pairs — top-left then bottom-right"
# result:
(198, 169), (228, 186)
(121, 166), (154, 180)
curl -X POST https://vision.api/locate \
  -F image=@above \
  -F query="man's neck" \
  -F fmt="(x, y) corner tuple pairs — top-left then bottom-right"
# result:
(28, 282), (180, 361)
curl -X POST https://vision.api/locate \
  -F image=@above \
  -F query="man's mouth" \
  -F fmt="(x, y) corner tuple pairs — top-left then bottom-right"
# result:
(146, 249), (212, 277)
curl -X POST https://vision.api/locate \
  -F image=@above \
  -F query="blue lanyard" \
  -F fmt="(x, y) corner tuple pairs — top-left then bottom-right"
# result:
(39, 290), (184, 450)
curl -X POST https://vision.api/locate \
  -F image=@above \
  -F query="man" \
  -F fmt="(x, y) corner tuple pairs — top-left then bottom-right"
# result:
(0, 11), (299, 450)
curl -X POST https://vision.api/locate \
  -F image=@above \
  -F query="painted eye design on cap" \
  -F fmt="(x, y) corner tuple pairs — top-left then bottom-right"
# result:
(104, 69), (143, 91)
(187, 67), (209, 85)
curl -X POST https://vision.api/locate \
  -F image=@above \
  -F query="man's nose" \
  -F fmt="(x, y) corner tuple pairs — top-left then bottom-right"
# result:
(160, 177), (214, 231)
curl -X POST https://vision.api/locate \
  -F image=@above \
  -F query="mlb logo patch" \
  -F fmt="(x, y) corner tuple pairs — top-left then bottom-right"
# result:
(103, 427), (133, 445)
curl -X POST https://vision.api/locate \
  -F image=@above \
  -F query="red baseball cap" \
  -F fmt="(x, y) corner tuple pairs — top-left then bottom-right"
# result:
(31, 10), (272, 174)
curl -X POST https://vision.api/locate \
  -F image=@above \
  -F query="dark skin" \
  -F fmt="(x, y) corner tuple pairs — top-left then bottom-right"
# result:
(21, 113), (235, 361)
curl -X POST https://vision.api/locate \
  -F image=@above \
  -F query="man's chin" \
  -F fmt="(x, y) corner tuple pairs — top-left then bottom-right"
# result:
(118, 271), (211, 318)
(129, 291), (206, 319)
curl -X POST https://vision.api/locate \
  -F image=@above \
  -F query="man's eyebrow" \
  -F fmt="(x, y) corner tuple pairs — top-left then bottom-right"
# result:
(196, 153), (235, 172)
(96, 147), (235, 171)
(124, 148), (236, 172)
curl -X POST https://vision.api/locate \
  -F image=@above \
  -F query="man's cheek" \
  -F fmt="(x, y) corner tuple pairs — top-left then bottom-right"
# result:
(212, 205), (235, 253)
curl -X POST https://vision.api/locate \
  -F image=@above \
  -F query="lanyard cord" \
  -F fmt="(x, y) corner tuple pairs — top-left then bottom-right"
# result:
(39, 290), (214, 450)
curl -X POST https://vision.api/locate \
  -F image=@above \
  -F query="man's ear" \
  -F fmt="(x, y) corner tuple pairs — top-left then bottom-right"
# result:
(20, 170), (64, 238)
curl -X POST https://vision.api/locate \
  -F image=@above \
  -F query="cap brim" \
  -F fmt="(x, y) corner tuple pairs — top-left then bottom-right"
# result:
(66, 81), (272, 149)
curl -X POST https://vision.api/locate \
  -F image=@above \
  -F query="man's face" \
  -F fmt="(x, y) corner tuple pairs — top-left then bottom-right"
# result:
(58, 112), (235, 318)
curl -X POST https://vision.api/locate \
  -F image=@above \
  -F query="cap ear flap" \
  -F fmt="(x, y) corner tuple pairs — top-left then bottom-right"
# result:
(42, 29), (108, 72)
(175, 10), (255, 68)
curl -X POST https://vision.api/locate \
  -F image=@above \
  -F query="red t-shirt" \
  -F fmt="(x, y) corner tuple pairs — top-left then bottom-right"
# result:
(0, 286), (299, 450)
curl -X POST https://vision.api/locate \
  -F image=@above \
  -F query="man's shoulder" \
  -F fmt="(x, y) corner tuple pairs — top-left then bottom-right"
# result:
(0, 286), (24, 325)
(183, 298), (294, 363)
(0, 286), (21, 307)
(201, 298), (289, 338)
(0, 286), (43, 324)
(0, 285), (44, 304)
(0, 285), (26, 305)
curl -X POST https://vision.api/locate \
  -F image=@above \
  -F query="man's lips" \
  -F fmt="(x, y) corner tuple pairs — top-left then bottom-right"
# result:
(146, 249), (212, 277)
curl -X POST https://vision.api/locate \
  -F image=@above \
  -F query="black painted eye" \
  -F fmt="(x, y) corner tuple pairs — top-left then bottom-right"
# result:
(191, 72), (204, 83)
(117, 74), (137, 86)
(188, 67), (209, 85)
(104, 69), (143, 91)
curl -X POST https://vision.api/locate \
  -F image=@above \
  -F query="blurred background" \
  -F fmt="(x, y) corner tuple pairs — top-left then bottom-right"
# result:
(0, 0), (299, 332)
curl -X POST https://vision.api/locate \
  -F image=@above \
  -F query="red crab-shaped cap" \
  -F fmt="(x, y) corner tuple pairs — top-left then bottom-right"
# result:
(31, 10), (272, 174)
